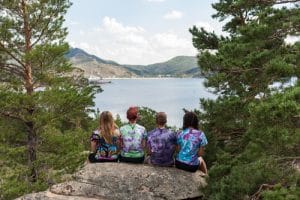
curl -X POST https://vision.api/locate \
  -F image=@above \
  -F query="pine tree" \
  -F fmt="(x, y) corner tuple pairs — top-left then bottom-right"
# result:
(0, 0), (95, 183)
(191, 0), (300, 198)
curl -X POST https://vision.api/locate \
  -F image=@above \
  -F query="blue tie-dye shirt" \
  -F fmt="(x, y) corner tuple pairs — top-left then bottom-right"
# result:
(176, 128), (208, 166)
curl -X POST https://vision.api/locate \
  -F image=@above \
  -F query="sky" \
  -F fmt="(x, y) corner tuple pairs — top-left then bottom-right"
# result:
(65, 0), (222, 65)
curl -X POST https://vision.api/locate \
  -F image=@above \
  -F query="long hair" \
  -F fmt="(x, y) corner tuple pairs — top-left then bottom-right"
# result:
(182, 112), (199, 130)
(99, 111), (115, 144)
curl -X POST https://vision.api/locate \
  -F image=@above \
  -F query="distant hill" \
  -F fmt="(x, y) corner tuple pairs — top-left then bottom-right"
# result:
(66, 48), (134, 78)
(66, 48), (201, 78)
(66, 48), (120, 66)
(125, 56), (200, 77)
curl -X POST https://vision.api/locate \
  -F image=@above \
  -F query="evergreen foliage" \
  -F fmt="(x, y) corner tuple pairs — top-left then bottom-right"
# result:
(137, 106), (177, 131)
(137, 107), (157, 131)
(0, 0), (97, 199)
(191, 0), (300, 199)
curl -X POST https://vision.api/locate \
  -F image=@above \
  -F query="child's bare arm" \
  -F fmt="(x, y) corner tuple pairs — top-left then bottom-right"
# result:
(91, 141), (97, 153)
(198, 147), (205, 157)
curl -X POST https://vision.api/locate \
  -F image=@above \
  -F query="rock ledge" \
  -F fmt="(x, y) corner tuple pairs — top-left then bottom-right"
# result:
(17, 163), (206, 200)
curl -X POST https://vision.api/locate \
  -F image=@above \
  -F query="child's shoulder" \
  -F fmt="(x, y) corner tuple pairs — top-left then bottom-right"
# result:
(90, 129), (101, 140)
(191, 129), (203, 134)
(113, 129), (120, 137)
(147, 128), (160, 137)
(136, 123), (146, 130)
(134, 124), (146, 134)
(120, 124), (130, 131)
(92, 129), (101, 135)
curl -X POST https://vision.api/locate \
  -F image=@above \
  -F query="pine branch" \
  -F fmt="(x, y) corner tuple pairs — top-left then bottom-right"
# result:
(0, 42), (25, 69)
(250, 184), (275, 200)
(0, 63), (24, 77)
(275, 156), (300, 161)
(218, 67), (262, 76)
(230, 68), (262, 74)
(30, 10), (58, 48)
(273, 0), (300, 4)
(0, 111), (24, 122)
(29, 6), (45, 32)
(257, 0), (300, 4)
(270, 25), (300, 40)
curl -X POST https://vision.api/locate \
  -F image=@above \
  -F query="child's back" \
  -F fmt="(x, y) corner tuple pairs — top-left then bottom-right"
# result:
(176, 128), (207, 165)
(147, 127), (176, 166)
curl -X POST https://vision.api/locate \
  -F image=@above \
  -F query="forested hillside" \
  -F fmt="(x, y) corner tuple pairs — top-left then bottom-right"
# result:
(66, 48), (200, 78)
(190, 0), (300, 199)
(124, 56), (200, 77)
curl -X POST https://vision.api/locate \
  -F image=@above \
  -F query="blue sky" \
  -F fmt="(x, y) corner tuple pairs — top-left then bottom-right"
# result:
(65, 0), (222, 65)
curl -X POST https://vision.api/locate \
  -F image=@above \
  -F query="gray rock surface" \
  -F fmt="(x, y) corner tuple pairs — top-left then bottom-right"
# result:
(16, 163), (206, 200)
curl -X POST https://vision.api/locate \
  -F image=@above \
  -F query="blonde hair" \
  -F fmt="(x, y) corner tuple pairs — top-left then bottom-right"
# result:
(99, 111), (115, 144)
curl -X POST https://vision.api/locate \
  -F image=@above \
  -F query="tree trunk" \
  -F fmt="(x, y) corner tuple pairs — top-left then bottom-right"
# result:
(22, 0), (36, 182)
(26, 121), (37, 182)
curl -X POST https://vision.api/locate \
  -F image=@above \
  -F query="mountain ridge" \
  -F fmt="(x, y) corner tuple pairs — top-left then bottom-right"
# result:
(66, 48), (201, 78)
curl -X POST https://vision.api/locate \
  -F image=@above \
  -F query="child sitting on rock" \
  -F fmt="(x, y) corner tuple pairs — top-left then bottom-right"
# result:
(146, 112), (176, 167)
(88, 111), (120, 162)
(175, 111), (208, 174)
(119, 107), (147, 163)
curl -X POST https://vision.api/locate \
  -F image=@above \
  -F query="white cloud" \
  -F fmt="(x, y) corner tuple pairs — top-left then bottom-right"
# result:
(102, 16), (145, 34)
(163, 10), (183, 20)
(68, 17), (196, 65)
(152, 33), (190, 48)
(194, 22), (214, 32)
(79, 30), (85, 35)
(69, 20), (79, 26)
(147, 0), (165, 2)
(68, 41), (76, 47)
(78, 42), (90, 49)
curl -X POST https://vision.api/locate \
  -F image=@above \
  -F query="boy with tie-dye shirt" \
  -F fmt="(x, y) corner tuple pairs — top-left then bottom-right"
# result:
(146, 112), (176, 166)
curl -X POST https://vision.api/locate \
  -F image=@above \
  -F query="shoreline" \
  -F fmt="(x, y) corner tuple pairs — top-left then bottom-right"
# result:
(100, 77), (201, 80)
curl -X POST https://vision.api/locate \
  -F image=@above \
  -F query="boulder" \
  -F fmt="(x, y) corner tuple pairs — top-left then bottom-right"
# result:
(17, 163), (206, 200)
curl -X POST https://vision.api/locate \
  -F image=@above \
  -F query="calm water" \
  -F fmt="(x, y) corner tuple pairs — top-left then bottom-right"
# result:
(94, 78), (215, 127)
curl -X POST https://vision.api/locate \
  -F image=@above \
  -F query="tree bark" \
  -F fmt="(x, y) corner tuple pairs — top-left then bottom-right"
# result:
(26, 121), (37, 182)
(22, 0), (37, 182)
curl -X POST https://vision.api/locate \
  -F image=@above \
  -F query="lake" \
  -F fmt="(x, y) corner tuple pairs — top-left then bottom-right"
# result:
(94, 78), (216, 127)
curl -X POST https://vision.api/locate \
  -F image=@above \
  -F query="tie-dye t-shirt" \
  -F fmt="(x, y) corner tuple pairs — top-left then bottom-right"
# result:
(176, 128), (208, 166)
(147, 128), (176, 166)
(120, 123), (147, 158)
(90, 130), (119, 161)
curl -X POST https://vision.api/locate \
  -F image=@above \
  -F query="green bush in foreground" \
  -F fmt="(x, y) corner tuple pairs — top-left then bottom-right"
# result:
(0, 127), (91, 200)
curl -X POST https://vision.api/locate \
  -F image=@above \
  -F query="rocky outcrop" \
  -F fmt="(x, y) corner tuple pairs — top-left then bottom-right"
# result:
(70, 59), (136, 78)
(17, 163), (207, 200)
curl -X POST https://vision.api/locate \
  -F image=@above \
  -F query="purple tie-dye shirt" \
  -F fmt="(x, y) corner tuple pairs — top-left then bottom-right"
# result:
(176, 128), (208, 166)
(147, 128), (176, 166)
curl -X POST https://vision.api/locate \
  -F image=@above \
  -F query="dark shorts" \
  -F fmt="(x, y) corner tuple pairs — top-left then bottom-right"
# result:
(119, 155), (144, 163)
(145, 156), (175, 167)
(175, 159), (199, 172)
(88, 153), (118, 163)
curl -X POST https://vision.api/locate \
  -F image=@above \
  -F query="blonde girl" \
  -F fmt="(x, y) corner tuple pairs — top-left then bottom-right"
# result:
(88, 111), (120, 162)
